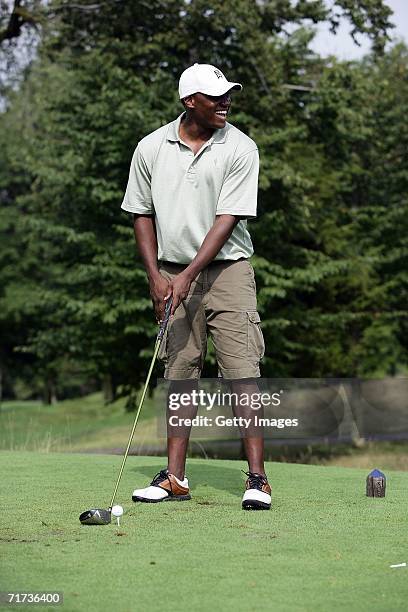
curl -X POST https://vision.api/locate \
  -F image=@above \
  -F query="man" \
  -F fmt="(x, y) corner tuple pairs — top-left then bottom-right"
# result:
(121, 63), (271, 510)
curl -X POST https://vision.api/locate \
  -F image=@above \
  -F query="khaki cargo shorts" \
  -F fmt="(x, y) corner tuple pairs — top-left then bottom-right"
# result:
(158, 259), (265, 380)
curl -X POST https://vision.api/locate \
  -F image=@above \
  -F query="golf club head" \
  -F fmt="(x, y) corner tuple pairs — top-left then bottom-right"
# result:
(79, 508), (111, 525)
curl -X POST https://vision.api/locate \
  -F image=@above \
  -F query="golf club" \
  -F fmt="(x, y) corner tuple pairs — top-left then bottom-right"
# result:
(79, 298), (173, 525)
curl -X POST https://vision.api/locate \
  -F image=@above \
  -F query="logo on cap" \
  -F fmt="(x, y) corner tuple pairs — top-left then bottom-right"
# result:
(214, 69), (224, 79)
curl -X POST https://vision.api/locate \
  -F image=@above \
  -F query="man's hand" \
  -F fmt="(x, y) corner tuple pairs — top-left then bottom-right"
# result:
(149, 272), (171, 322)
(135, 214), (240, 319)
(163, 215), (241, 316)
(168, 270), (192, 315)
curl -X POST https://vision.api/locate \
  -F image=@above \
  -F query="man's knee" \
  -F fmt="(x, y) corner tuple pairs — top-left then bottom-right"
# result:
(168, 380), (199, 395)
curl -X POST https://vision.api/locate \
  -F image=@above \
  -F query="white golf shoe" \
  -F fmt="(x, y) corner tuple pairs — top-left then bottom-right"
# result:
(242, 471), (271, 510)
(132, 469), (191, 503)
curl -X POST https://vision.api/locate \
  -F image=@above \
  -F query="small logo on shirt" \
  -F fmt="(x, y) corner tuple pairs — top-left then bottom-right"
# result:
(214, 69), (224, 80)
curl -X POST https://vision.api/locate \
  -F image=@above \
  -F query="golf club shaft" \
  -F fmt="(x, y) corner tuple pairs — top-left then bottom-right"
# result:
(109, 301), (172, 509)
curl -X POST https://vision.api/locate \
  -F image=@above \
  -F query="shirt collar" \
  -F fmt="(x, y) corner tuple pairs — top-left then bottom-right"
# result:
(167, 113), (228, 144)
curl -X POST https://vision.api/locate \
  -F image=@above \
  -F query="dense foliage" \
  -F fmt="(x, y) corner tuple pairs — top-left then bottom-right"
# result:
(0, 0), (406, 402)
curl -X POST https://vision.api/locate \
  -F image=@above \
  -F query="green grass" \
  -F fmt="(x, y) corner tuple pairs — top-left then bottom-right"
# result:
(1, 452), (408, 611)
(0, 394), (159, 452)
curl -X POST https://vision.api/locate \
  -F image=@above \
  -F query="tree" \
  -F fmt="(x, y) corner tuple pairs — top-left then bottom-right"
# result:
(0, 0), (405, 402)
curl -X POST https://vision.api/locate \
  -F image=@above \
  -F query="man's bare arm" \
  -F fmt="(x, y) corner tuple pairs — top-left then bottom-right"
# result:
(169, 214), (241, 313)
(133, 214), (169, 321)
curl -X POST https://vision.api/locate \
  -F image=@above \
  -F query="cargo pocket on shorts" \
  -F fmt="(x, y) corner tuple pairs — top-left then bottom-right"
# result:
(247, 311), (265, 360)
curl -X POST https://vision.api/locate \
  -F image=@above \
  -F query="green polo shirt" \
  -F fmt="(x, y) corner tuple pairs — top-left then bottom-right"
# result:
(121, 113), (259, 264)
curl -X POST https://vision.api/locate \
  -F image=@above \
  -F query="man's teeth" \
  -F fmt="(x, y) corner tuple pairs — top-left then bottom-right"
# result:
(216, 111), (227, 116)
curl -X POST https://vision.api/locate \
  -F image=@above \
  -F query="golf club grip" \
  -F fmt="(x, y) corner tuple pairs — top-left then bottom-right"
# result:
(158, 298), (173, 340)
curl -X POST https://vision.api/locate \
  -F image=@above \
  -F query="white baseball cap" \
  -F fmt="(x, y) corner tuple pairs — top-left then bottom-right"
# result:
(179, 63), (242, 99)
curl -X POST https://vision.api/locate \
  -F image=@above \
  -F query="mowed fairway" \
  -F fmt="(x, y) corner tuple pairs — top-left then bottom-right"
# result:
(1, 452), (407, 612)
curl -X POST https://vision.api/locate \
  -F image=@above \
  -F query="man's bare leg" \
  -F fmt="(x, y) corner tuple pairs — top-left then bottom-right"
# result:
(230, 380), (265, 476)
(167, 380), (198, 479)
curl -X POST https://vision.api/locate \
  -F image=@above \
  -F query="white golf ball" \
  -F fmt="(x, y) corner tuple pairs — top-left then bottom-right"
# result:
(111, 505), (124, 517)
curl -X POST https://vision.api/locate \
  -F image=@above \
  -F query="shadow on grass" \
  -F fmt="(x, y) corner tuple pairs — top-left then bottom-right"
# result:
(130, 461), (245, 498)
